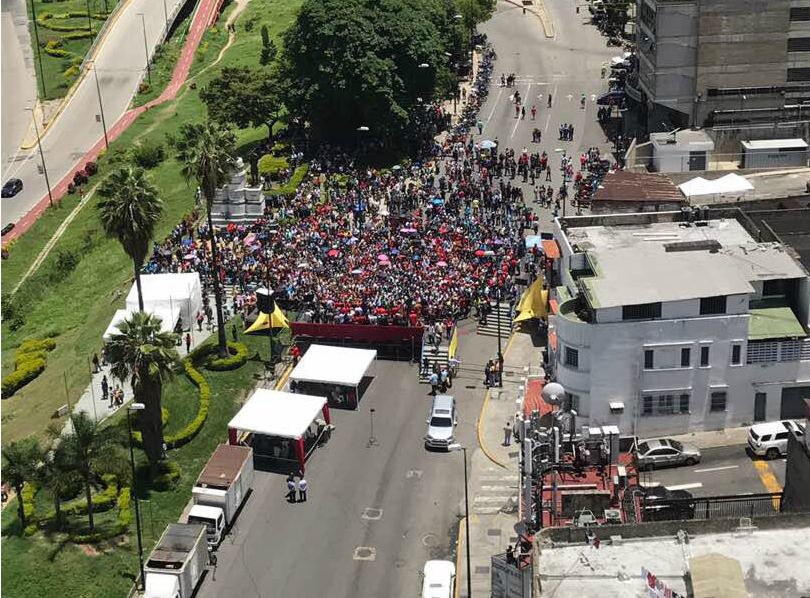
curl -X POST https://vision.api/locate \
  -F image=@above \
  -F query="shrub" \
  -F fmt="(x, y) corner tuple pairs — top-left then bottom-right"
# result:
(164, 358), (209, 449)
(132, 141), (165, 169)
(63, 31), (94, 40)
(63, 65), (79, 79)
(258, 154), (289, 179)
(206, 342), (249, 371)
(22, 483), (37, 535)
(267, 164), (310, 197)
(43, 45), (70, 57)
(152, 460), (181, 491)
(116, 487), (132, 531)
(72, 169), (88, 185)
(2, 336), (56, 399)
(84, 160), (98, 176)
(54, 249), (79, 279)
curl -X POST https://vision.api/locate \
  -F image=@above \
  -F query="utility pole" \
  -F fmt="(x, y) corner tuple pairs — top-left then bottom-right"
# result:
(26, 107), (53, 207)
(85, 0), (94, 36)
(91, 63), (109, 149)
(138, 13), (152, 86)
(30, 0), (47, 98)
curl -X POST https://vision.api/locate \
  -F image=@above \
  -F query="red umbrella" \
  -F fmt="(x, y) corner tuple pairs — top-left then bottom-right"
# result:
(475, 249), (486, 257)
(328, 249), (339, 258)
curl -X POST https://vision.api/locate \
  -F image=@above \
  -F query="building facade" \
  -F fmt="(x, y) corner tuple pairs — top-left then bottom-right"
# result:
(629, 0), (810, 134)
(549, 210), (810, 437)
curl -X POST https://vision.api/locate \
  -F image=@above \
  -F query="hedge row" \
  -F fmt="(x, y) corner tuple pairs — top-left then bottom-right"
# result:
(2, 339), (56, 399)
(165, 358), (210, 449)
(205, 342), (249, 371)
(258, 154), (289, 178)
(68, 484), (132, 544)
(266, 164), (309, 197)
(22, 483), (37, 536)
(41, 474), (118, 522)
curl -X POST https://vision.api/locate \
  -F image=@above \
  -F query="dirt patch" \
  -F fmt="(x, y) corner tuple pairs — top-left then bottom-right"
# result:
(79, 543), (100, 556)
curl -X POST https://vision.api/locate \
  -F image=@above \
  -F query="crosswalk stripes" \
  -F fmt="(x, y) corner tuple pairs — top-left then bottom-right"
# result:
(473, 474), (518, 515)
(418, 344), (450, 383)
(477, 302), (514, 338)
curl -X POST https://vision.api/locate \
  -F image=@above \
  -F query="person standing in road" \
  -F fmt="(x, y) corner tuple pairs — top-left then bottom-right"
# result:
(477, 119), (483, 135)
(92, 353), (100, 374)
(287, 476), (296, 502)
(504, 421), (512, 446)
(185, 332), (192, 353)
(521, 106), (526, 120)
(531, 104), (537, 120)
(101, 375), (109, 404)
(298, 477), (307, 502)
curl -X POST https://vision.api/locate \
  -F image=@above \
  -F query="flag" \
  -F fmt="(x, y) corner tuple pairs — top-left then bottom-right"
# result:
(514, 277), (548, 322)
(448, 326), (459, 360)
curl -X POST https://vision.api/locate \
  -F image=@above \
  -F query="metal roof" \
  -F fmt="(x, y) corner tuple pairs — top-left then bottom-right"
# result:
(591, 170), (686, 204)
(196, 444), (251, 488)
(741, 138), (808, 150)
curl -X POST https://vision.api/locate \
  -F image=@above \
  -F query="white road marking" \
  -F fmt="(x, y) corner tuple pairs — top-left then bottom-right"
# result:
(474, 506), (502, 514)
(485, 87), (503, 125)
(693, 465), (738, 474)
(544, 113), (551, 133)
(664, 483), (703, 491)
(473, 496), (515, 503)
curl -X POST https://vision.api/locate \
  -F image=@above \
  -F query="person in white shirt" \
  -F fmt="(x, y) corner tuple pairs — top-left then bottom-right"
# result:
(298, 477), (308, 502)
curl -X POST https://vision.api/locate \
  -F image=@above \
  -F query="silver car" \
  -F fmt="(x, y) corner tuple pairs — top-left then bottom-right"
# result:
(424, 395), (456, 450)
(635, 438), (701, 470)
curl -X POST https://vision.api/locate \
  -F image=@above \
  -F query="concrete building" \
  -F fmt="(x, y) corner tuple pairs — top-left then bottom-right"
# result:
(536, 518), (810, 598)
(549, 209), (810, 437)
(629, 0), (810, 136)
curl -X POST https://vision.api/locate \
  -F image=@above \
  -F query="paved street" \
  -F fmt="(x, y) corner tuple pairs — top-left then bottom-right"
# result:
(639, 444), (786, 498)
(1, 0), (190, 228)
(1, 0), (38, 178)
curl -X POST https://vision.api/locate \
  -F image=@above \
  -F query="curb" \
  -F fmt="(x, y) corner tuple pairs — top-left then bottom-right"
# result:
(275, 363), (293, 390)
(476, 331), (518, 469)
(503, 0), (555, 39)
(455, 517), (465, 598)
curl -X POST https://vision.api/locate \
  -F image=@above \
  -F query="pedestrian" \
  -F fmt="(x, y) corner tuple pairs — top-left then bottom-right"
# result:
(430, 370), (439, 395)
(521, 106), (526, 120)
(298, 476), (307, 502)
(531, 104), (537, 120)
(92, 353), (100, 374)
(547, 94), (552, 108)
(477, 119), (483, 135)
(185, 332), (192, 353)
(545, 167), (552, 182)
(503, 421), (512, 446)
(440, 367), (449, 392)
(287, 476), (296, 502)
(101, 375), (109, 403)
(422, 355), (430, 376)
(484, 359), (492, 387)
(232, 323), (238, 342)
(197, 312), (204, 332)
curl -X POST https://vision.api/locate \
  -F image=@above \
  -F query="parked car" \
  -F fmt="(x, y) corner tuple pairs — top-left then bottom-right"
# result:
(424, 394), (457, 450)
(597, 90), (626, 105)
(421, 560), (455, 598)
(639, 486), (696, 521)
(2, 178), (23, 198)
(636, 438), (701, 469)
(747, 420), (805, 459)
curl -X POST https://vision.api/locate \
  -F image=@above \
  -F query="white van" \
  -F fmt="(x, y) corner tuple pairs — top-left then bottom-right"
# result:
(747, 420), (805, 459)
(422, 560), (456, 598)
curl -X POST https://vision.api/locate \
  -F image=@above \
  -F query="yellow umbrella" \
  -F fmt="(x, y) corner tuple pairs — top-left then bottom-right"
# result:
(244, 305), (290, 332)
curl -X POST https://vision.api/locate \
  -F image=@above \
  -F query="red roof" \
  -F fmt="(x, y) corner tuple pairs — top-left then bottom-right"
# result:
(542, 239), (561, 259)
(591, 170), (685, 204)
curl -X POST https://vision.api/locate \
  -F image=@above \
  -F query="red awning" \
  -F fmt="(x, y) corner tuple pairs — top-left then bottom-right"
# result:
(542, 240), (561, 259)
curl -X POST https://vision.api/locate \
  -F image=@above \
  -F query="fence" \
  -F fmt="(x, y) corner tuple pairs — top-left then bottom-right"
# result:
(636, 492), (783, 523)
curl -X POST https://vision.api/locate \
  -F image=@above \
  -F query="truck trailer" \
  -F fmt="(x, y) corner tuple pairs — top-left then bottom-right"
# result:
(188, 444), (254, 547)
(144, 523), (208, 598)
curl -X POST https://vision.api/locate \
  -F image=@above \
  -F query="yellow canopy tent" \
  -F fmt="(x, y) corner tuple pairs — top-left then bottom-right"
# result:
(244, 305), (290, 333)
(514, 278), (548, 322)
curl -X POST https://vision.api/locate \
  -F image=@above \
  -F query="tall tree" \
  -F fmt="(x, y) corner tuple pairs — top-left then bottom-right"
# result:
(61, 412), (123, 531)
(200, 67), (284, 145)
(1, 438), (43, 531)
(37, 426), (79, 529)
(106, 311), (179, 465)
(97, 167), (164, 312)
(170, 121), (235, 358)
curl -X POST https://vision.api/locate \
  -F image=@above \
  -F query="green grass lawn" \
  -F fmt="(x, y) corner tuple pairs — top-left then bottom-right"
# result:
(1, 322), (278, 598)
(28, 0), (121, 101)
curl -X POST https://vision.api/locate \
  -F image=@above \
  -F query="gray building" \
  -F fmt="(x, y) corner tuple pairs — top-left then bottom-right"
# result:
(629, 0), (810, 134)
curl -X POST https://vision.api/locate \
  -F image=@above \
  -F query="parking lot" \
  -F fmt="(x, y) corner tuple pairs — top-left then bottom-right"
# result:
(639, 444), (786, 498)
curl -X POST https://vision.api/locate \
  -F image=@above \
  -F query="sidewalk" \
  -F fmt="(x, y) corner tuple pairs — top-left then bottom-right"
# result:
(459, 327), (543, 597)
(667, 425), (751, 450)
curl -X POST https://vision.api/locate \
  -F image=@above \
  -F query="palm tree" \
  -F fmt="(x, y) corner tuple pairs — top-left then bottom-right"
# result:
(61, 411), (123, 531)
(106, 311), (179, 465)
(36, 429), (77, 530)
(171, 121), (236, 357)
(1, 438), (43, 531)
(97, 167), (164, 312)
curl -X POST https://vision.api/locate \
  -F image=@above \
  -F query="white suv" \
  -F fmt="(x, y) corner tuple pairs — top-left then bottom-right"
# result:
(747, 420), (805, 459)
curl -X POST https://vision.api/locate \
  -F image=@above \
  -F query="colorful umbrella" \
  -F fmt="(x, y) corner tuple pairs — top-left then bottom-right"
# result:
(327, 249), (339, 258)
(437, 261), (448, 267)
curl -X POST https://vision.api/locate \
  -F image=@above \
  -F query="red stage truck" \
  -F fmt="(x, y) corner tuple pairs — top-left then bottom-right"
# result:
(188, 444), (254, 547)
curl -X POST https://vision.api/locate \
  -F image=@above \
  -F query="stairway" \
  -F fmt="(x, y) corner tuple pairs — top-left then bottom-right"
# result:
(477, 301), (514, 339)
(418, 342), (450, 383)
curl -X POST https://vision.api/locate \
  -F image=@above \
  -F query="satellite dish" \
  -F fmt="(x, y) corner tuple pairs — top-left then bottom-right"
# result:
(542, 382), (565, 406)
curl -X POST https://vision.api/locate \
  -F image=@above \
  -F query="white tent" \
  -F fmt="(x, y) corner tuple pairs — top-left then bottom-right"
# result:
(678, 173), (754, 201)
(125, 273), (203, 332)
(290, 345), (377, 388)
(228, 389), (327, 440)
(103, 309), (131, 340)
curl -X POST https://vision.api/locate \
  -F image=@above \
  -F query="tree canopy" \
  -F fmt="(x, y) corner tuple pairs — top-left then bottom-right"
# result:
(279, 0), (480, 146)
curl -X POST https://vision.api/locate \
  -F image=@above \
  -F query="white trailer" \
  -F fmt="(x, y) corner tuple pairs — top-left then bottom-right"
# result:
(189, 444), (254, 547)
(144, 523), (208, 598)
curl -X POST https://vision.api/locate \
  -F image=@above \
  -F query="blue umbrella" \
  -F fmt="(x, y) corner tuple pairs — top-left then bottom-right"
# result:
(525, 235), (543, 249)
(432, 198), (444, 206)
(481, 140), (497, 149)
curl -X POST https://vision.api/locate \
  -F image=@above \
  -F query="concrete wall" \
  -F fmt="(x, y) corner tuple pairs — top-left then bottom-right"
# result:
(709, 122), (810, 156)
(783, 432), (810, 512)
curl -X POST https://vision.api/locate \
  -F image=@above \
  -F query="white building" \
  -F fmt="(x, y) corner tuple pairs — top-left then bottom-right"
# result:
(549, 210), (810, 437)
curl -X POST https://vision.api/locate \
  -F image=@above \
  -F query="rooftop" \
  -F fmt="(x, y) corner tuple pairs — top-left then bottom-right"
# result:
(564, 218), (807, 308)
(741, 138), (808, 150)
(650, 129), (714, 149)
(591, 170), (685, 204)
(749, 303), (806, 340)
(538, 525), (810, 598)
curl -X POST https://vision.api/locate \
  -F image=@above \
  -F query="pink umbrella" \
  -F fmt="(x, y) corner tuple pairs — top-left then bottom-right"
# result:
(378, 254), (389, 261)
(183, 254), (195, 260)
(328, 249), (339, 258)
(437, 260), (448, 267)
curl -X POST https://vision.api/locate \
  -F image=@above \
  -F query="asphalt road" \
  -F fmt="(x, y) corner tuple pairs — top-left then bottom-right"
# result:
(1, 0), (189, 227)
(196, 359), (483, 598)
(639, 444), (787, 498)
(1, 0), (38, 178)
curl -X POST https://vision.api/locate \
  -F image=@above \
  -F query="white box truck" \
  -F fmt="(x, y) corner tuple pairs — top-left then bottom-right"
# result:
(188, 444), (254, 547)
(144, 523), (208, 598)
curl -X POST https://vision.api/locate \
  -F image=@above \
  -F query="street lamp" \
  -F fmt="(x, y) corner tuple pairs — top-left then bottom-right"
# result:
(88, 62), (109, 149)
(25, 107), (53, 207)
(449, 444), (472, 598)
(126, 403), (147, 591)
(495, 287), (503, 387)
(137, 13), (152, 86)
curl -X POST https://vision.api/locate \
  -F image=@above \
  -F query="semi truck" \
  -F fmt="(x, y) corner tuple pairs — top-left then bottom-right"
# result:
(144, 523), (208, 598)
(188, 444), (254, 547)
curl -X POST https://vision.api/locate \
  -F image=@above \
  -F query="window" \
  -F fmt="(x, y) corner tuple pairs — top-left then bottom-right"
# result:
(787, 68), (810, 82)
(644, 349), (654, 370)
(788, 37), (810, 52)
(710, 391), (727, 412)
(681, 348), (691, 367)
(641, 393), (690, 416)
(565, 347), (579, 368)
(622, 302), (662, 320)
(731, 344), (741, 365)
(700, 346), (710, 367)
(790, 7), (810, 21)
(775, 431), (789, 441)
(700, 295), (727, 315)
(679, 393), (690, 413)
(762, 279), (786, 297)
